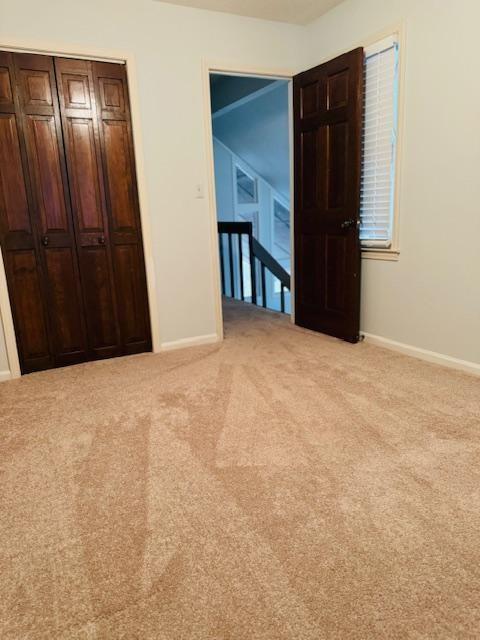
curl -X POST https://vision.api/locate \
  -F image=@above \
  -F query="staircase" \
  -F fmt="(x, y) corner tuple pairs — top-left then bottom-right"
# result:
(218, 222), (291, 314)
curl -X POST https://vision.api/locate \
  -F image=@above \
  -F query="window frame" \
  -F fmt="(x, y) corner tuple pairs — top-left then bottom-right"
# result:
(361, 28), (404, 262)
(234, 163), (258, 207)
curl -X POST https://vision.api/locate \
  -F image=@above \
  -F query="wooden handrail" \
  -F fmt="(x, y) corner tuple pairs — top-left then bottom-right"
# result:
(251, 237), (290, 290)
(217, 221), (290, 313)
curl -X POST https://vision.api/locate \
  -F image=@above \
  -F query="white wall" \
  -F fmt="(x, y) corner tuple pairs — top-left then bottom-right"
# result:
(0, 0), (304, 375)
(305, 0), (480, 365)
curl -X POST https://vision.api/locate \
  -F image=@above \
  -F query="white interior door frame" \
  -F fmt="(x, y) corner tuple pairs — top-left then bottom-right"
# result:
(202, 60), (295, 338)
(0, 37), (161, 379)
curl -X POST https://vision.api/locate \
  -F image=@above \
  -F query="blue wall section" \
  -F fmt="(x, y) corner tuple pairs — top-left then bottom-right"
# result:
(212, 81), (290, 200)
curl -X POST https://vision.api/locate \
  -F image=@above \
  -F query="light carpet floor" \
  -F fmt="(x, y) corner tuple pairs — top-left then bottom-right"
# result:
(1, 299), (479, 639)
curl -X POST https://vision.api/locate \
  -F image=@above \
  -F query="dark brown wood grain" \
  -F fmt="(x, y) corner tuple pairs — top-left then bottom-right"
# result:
(13, 52), (89, 367)
(55, 57), (122, 359)
(0, 51), (53, 372)
(0, 50), (151, 373)
(93, 61), (151, 355)
(293, 48), (364, 343)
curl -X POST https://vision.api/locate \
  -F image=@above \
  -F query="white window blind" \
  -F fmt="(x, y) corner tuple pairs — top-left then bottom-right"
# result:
(360, 35), (399, 248)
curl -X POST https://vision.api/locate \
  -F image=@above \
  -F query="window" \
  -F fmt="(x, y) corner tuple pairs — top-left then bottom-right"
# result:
(360, 35), (400, 250)
(235, 166), (257, 204)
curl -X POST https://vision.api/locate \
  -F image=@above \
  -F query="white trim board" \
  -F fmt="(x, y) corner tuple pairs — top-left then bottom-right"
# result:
(363, 333), (480, 377)
(0, 370), (12, 383)
(160, 334), (220, 352)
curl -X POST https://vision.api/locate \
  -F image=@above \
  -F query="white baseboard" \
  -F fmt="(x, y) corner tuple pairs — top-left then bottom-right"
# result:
(160, 333), (220, 352)
(363, 333), (480, 377)
(0, 370), (12, 383)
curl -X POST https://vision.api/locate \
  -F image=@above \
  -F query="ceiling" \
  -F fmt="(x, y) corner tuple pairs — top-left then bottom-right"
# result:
(156, 0), (345, 25)
(210, 74), (276, 112)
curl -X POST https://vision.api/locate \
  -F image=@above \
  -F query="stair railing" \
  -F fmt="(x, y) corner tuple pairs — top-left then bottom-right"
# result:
(217, 221), (291, 313)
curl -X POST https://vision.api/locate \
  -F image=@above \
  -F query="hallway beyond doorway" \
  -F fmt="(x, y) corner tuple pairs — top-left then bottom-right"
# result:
(210, 71), (292, 316)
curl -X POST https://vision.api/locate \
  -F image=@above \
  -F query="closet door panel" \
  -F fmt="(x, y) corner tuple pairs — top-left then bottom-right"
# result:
(0, 52), (53, 372)
(64, 116), (118, 355)
(67, 118), (103, 232)
(13, 52), (88, 367)
(7, 251), (51, 364)
(0, 66), (14, 105)
(55, 57), (121, 359)
(44, 248), (86, 357)
(0, 114), (31, 235)
(25, 115), (69, 236)
(18, 69), (53, 110)
(81, 247), (119, 351)
(93, 61), (151, 354)
(103, 120), (136, 232)
(113, 244), (148, 349)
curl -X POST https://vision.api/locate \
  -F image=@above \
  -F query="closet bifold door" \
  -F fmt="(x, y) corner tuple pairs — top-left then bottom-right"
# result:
(0, 52), (53, 372)
(92, 61), (151, 355)
(12, 52), (89, 370)
(54, 58), (122, 359)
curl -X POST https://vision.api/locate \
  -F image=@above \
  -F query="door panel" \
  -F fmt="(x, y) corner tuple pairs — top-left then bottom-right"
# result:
(0, 51), (54, 373)
(324, 235), (347, 312)
(26, 115), (69, 233)
(80, 246), (119, 352)
(93, 61), (151, 354)
(97, 76), (126, 114)
(0, 115), (31, 233)
(67, 119), (103, 232)
(103, 120), (136, 231)
(0, 66), (14, 104)
(113, 244), (148, 350)
(19, 70), (53, 108)
(55, 57), (122, 359)
(44, 248), (86, 356)
(327, 122), (348, 210)
(13, 52), (88, 367)
(300, 130), (319, 210)
(294, 48), (363, 342)
(7, 251), (51, 367)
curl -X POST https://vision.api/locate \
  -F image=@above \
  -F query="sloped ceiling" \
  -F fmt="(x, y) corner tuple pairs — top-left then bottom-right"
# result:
(210, 75), (276, 113)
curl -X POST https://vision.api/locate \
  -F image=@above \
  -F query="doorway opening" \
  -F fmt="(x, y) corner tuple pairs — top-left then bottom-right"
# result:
(208, 72), (293, 321)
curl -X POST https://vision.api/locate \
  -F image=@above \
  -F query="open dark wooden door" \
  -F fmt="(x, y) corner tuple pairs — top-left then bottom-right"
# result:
(293, 48), (363, 343)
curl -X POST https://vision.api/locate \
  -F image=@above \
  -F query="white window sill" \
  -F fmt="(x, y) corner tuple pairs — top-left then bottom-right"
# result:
(361, 248), (400, 262)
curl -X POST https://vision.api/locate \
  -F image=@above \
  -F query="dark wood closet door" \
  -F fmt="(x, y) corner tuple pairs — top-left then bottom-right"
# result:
(92, 61), (151, 355)
(54, 57), (122, 360)
(0, 52), (53, 372)
(12, 53), (89, 367)
(293, 48), (363, 343)
(0, 51), (151, 374)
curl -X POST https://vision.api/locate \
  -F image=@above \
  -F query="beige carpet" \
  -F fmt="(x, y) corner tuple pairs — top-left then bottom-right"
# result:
(1, 299), (479, 639)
